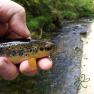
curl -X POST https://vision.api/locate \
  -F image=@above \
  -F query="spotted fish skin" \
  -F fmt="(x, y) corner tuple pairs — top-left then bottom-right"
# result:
(0, 40), (55, 64)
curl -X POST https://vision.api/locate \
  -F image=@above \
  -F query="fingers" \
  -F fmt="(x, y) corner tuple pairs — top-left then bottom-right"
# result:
(0, 57), (53, 80)
(8, 7), (31, 38)
(38, 58), (53, 70)
(0, 57), (19, 80)
(8, 1), (31, 38)
(20, 58), (53, 76)
(0, 23), (7, 37)
(6, 30), (28, 39)
(20, 60), (38, 76)
(0, 0), (31, 38)
(0, 23), (22, 39)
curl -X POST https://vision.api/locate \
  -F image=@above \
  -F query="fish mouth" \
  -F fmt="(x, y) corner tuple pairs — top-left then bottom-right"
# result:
(45, 42), (57, 52)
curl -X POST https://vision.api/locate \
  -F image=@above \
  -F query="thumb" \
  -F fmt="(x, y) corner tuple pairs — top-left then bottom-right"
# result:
(0, 0), (31, 38)
(8, 7), (31, 38)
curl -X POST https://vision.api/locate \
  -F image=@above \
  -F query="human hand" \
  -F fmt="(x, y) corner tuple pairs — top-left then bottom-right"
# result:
(0, 0), (53, 80)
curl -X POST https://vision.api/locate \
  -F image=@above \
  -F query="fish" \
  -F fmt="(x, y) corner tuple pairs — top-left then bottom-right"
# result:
(0, 39), (56, 71)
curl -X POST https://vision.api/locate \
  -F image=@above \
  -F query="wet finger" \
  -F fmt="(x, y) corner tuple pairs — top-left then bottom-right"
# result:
(20, 58), (53, 76)
(19, 60), (38, 76)
(0, 23), (7, 37)
(38, 58), (53, 70)
(6, 30), (27, 39)
(0, 57), (19, 80)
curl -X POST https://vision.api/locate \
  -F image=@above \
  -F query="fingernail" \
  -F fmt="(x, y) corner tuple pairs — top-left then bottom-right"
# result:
(25, 26), (31, 37)
(27, 36), (31, 39)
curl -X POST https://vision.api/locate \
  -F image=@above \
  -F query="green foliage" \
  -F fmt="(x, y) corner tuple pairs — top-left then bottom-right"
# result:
(74, 0), (94, 17)
(27, 15), (52, 30)
(62, 11), (79, 20)
(14, 0), (94, 32)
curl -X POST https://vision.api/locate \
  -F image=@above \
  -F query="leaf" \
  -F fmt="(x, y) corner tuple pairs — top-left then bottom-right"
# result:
(33, 0), (40, 4)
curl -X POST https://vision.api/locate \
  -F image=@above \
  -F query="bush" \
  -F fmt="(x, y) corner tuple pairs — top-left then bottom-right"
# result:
(14, 0), (94, 31)
(62, 11), (79, 20)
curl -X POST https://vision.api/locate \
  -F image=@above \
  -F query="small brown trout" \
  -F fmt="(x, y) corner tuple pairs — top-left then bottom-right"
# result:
(0, 39), (56, 71)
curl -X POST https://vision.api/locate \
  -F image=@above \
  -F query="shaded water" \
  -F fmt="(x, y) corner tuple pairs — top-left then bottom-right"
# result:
(0, 21), (91, 94)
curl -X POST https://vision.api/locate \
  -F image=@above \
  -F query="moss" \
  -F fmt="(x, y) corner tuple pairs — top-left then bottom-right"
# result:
(13, 0), (94, 32)
(62, 11), (79, 20)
